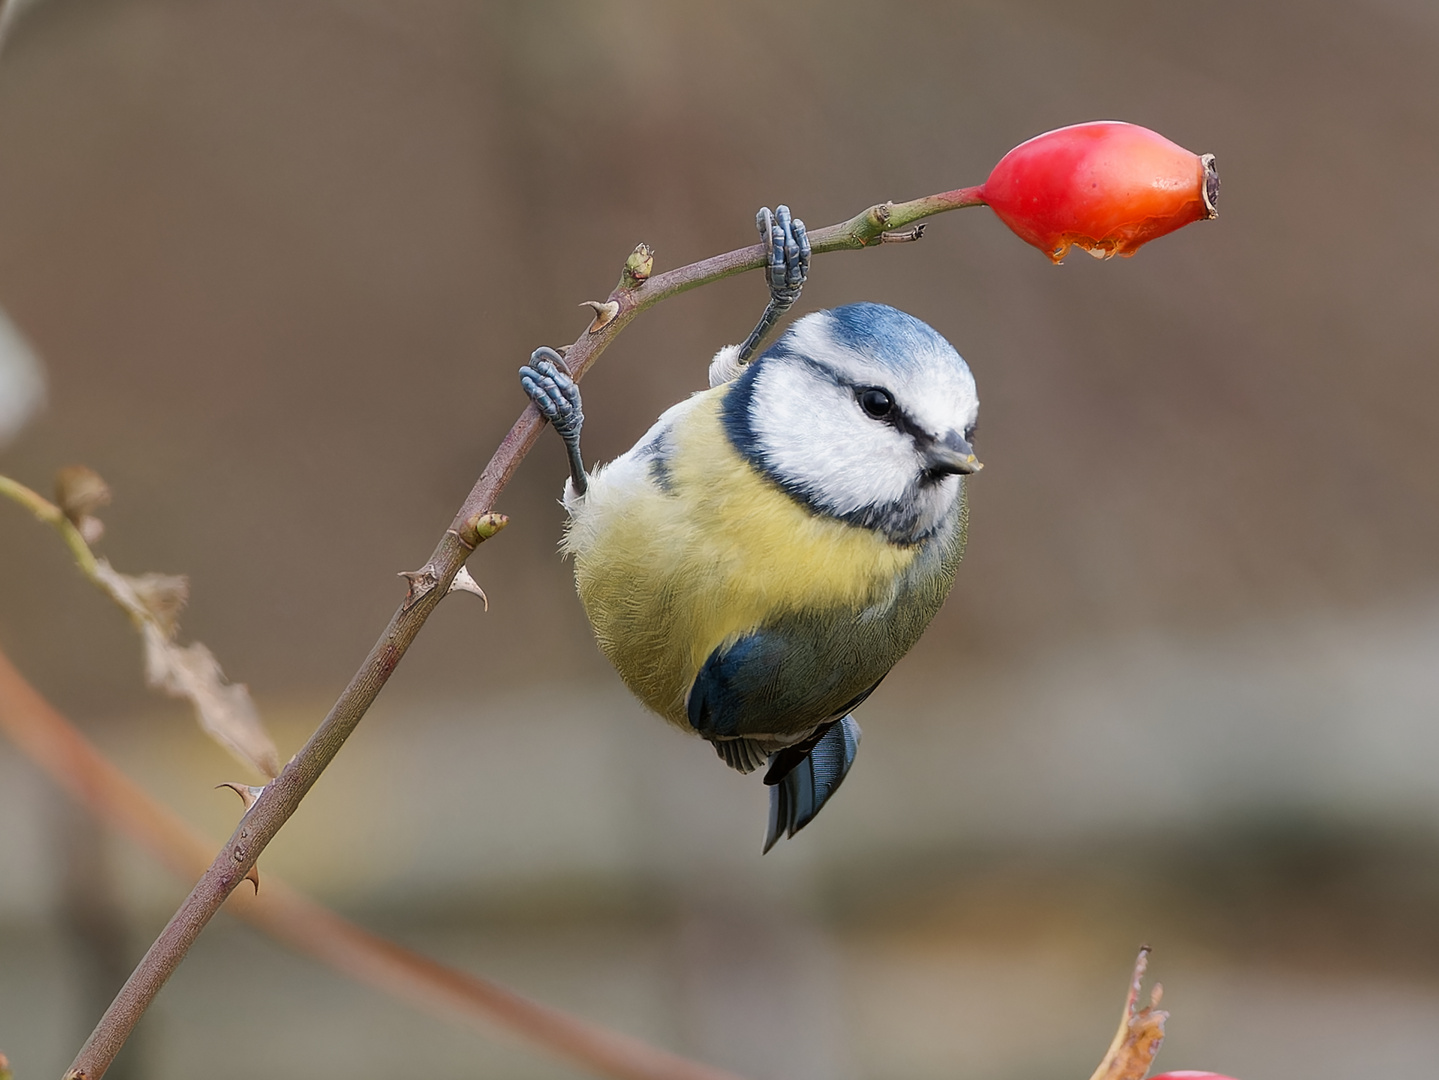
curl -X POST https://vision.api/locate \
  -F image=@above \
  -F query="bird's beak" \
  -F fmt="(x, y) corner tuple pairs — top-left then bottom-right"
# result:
(924, 433), (983, 476)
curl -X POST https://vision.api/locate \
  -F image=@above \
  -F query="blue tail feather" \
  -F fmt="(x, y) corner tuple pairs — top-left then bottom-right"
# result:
(763, 716), (861, 853)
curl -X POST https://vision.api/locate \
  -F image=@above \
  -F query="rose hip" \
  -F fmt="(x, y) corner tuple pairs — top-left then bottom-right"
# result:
(978, 121), (1219, 263)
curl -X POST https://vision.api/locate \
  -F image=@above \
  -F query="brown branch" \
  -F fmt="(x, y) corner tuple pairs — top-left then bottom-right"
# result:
(65, 186), (990, 1079)
(0, 646), (746, 1080)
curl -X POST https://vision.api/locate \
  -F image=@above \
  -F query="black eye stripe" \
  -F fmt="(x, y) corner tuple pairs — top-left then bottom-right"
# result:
(786, 355), (961, 445)
(854, 385), (931, 442)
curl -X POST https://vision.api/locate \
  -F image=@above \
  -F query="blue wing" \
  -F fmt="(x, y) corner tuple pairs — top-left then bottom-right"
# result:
(686, 622), (884, 850)
(686, 622), (882, 746)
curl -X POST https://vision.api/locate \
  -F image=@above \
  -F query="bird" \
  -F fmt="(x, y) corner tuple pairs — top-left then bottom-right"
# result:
(520, 205), (981, 851)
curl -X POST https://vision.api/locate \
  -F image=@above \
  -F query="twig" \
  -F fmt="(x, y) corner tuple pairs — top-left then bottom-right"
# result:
(0, 646), (746, 1080)
(0, 472), (281, 779)
(64, 186), (990, 1079)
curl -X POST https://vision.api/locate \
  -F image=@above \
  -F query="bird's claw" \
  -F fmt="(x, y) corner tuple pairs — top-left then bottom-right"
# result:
(520, 347), (583, 441)
(738, 204), (810, 363)
(519, 346), (588, 495)
(757, 204), (810, 309)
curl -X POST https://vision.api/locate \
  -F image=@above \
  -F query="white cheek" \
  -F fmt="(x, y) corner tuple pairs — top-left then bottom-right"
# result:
(749, 365), (919, 512)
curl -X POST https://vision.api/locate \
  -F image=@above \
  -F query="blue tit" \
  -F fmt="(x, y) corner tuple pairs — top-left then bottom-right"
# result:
(520, 206), (981, 852)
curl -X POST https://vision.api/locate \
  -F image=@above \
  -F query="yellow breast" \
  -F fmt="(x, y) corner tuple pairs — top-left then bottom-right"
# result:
(564, 385), (919, 726)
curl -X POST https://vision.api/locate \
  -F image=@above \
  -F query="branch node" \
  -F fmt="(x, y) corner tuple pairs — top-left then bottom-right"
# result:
(454, 511), (509, 549)
(581, 299), (620, 333)
(55, 465), (110, 543)
(448, 566), (489, 609)
(620, 243), (654, 289)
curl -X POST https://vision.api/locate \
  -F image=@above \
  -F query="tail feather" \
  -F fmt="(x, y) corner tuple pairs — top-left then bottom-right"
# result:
(763, 716), (861, 853)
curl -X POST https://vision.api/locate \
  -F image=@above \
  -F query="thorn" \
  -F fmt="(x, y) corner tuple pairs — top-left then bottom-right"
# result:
(879, 224), (926, 243)
(448, 566), (489, 609)
(218, 782), (266, 812)
(399, 563), (439, 608)
(581, 299), (620, 333)
(245, 863), (261, 893)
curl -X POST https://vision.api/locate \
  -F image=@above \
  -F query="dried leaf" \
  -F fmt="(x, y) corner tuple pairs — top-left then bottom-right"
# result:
(1088, 948), (1169, 1080)
(126, 571), (189, 635)
(90, 559), (280, 779)
(142, 627), (280, 779)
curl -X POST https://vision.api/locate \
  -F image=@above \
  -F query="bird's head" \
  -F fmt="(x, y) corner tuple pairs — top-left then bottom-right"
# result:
(722, 303), (981, 544)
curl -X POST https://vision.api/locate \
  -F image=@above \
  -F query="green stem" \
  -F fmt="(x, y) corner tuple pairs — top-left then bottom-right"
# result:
(0, 474), (101, 575)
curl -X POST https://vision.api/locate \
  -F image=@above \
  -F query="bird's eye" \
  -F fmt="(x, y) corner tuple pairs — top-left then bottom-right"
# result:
(859, 388), (894, 419)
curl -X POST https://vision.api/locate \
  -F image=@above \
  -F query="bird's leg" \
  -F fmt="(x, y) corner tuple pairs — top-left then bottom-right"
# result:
(736, 204), (811, 363)
(519, 347), (588, 497)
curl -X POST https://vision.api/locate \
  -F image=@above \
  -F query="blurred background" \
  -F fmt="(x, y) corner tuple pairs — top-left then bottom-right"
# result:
(2, 1), (1437, 1077)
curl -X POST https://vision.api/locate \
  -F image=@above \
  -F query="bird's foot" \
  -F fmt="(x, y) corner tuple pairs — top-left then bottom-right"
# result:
(519, 347), (588, 495)
(737, 204), (811, 362)
(759, 204), (810, 311)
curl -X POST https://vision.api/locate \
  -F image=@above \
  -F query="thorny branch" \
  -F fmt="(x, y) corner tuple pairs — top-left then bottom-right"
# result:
(59, 187), (989, 1078)
(0, 640), (1177, 1080)
(0, 647), (747, 1080)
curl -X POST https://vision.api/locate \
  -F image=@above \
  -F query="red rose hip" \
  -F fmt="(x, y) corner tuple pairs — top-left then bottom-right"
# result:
(979, 121), (1219, 263)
